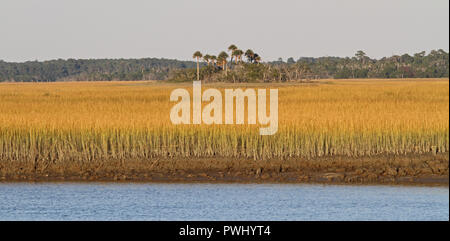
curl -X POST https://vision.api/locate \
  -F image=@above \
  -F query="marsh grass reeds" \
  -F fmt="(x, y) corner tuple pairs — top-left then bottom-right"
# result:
(0, 79), (448, 169)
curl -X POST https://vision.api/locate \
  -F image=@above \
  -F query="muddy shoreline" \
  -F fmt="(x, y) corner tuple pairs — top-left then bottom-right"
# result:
(0, 153), (448, 186)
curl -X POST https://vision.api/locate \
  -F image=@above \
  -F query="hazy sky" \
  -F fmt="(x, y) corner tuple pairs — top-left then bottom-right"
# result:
(1, 0), (448, 62)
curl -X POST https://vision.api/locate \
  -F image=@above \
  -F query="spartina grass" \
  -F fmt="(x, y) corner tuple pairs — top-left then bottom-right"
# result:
(0, 79), (448, 167)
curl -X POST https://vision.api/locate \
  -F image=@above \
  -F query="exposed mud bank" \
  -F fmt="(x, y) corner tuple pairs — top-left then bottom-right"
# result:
(0, 153), (448, 186)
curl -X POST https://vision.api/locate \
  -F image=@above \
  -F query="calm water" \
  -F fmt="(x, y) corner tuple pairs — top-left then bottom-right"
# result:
(0, 183), (448, 221)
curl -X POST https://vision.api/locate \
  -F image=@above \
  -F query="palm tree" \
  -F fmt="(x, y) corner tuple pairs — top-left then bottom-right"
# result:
(245, 49), (255, 63)
(218, 51), (229, 75)
(203, 54), (211, 66)
(233, 49), (244, 63)
(232, 50), (239, 64)
(228, 44), (238, 67)
(193, 51), (203, 81)
(210, 55), (217, 66)
(254, 54), (261, 64)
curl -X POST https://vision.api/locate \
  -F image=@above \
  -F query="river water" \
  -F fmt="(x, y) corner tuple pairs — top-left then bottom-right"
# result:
(0, 183), (448, 221)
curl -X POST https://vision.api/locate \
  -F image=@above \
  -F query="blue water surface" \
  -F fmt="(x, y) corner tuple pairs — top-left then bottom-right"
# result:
(0, 183), (448, 221)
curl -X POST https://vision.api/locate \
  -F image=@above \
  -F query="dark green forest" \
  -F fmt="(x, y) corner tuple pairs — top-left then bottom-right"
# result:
(0, 49), (448, 82)
(0, 58), (196, 82)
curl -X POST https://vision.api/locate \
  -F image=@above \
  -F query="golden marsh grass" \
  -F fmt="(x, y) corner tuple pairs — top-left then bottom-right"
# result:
(0, 79), (448, 166)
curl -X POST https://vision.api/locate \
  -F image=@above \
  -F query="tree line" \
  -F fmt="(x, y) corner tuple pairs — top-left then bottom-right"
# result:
(169, 47), (448, 82)
(0, 58), (196, 82)
(1, 48), (448, 82)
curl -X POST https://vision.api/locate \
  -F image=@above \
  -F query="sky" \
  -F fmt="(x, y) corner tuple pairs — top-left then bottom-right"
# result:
(0, 0), (449, 62)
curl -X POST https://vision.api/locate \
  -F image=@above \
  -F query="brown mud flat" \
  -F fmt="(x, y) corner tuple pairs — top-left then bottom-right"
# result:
(0, 153), (448, 186)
